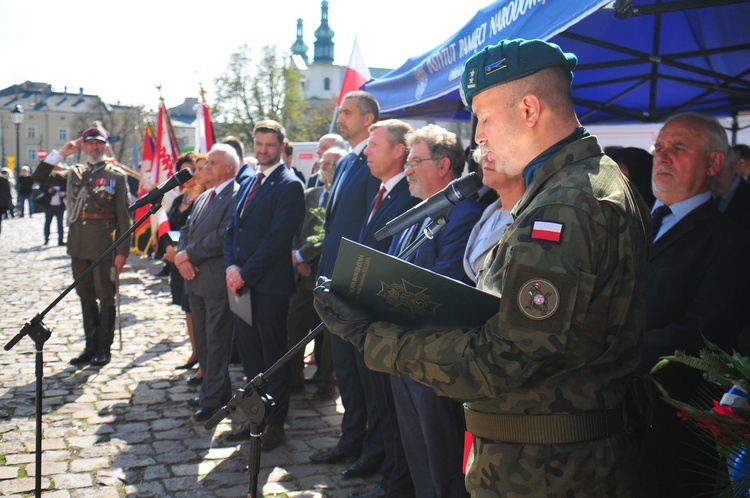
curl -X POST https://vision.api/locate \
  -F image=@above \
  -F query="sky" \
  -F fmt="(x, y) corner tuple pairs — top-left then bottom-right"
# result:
(0, 0), (494, 112)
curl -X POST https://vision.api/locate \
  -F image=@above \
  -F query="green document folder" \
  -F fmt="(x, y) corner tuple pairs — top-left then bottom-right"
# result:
(330, 238), (500, 329)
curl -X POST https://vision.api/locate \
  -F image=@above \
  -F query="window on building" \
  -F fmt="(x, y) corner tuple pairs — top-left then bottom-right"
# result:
(25, 148), (36, 163)
(26, 125), (37, 140)
(58, 128), (68, 141)
(324, 78), (330, 91)
(178, 137), (187, 150)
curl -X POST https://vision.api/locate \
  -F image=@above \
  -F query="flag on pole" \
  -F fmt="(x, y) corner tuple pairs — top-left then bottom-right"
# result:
(153, 99), (180, 240)
(132, 123), (156, 254)
(193, 100), (214, 153)
(336, 36), (372, 105)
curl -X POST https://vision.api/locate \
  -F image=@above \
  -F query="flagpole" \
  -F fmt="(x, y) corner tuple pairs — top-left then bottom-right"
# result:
(328, 106), (339, 134)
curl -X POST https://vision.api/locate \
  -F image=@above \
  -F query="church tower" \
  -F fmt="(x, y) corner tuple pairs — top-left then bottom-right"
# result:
(313, 0), (335, 63)
(291, 19), (309, 65)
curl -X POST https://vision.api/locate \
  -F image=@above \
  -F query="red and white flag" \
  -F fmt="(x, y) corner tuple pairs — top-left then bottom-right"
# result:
(336, 36), (372, 105)
(530, 221), (564, 243)
(193, 100), (214, 153)
(132, 123), (156, 254)
(153, 100), (180, 240)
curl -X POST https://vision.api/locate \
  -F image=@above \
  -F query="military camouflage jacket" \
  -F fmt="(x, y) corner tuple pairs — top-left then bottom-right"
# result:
(33, 161), (131, 260)
(363, 135), (650, 495)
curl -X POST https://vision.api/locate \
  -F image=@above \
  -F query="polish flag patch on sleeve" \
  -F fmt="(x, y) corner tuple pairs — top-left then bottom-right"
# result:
(530, 221), (564, 243)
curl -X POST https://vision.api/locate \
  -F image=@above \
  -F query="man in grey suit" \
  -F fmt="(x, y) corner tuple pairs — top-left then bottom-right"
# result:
(175, 143), (239, 422)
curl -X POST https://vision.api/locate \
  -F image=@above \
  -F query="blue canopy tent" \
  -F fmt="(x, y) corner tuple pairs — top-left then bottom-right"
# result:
(363, 0), (750, 133)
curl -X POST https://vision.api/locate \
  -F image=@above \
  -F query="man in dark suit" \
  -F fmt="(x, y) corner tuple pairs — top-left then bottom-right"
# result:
(0, 172), (11, 235)
(641, 112), (750, 497)
(309, 91), (382, 473)
(342, 119), (421, 498)
(224, 120), (306, 450)
(175, 143), (239, 422)
(714, 145), (750, 229)
(287, 147), (347, 399)
(386, 125), (482, 498)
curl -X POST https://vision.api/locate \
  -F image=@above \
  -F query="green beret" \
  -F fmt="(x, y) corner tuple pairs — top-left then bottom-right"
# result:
(460, 38), (577, 108)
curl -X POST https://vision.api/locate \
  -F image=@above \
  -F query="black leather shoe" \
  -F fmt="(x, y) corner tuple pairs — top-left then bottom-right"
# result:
(187, 396), (200, 408)
(348, 484), (385, 498)
(187, 375), (203, 386)
(223, 420), (254, 443)
(69, 350), (95, 366)
(177, 359), (198, 370)
(341, 455), (382, 478)
(310, 445), (361, 464)
(194, 406), (216, 422)
(260, 424), (285, 450)
(89, 351), (111, 367)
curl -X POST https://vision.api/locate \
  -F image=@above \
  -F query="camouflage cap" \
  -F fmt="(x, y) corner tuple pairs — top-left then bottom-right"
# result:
(460, 38), (577, 108)
(80, 123), (109, 142)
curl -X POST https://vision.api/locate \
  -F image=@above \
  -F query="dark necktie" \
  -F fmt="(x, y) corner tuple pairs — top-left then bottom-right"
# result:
(241, 173), (265, 215)
(320, 189), (329, 208)
(206, 190), (217, 206)
(651, 205), (672, 241)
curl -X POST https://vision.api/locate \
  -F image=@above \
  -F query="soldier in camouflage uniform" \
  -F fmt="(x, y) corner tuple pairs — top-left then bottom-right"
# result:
(33, 124), (131, 367)
(314, 39), (650, 496)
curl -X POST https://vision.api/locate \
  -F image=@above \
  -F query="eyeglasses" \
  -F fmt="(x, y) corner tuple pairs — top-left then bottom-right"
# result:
(404, 156), (445, 170)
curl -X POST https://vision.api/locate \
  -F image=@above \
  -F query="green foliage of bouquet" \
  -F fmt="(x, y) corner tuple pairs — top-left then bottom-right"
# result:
(306, 206), (326, 248)
(651, 336), (750, 497)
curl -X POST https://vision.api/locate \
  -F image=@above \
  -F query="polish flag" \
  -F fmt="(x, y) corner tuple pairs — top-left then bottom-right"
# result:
(336, 37), (372, 105)
(132, 123), (156, 254)
(153, 100), (180, 240)
(530, 221), (564, 243)
(193, 100), (214, 153)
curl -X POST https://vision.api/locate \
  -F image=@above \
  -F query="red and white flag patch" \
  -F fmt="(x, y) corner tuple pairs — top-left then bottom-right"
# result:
(530, 221), (564, 243)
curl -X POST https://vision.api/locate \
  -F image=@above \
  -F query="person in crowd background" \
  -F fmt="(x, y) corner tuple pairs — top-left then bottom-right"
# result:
(223, 120), (306, 450)
(608, 146), (656, 208)
(712, 142), (750, 228)
(16, 165), (35, 217)
(32, 123), (132, 367)
(40, 184), (66, 246)
(283, 140), (306, 184)
(463, 145), (526, 283)
(732, 143), (750, 181)
(175, 144), (239, 423)
(641, 112), (750, 496)
(162, 153), (209, 383)
(309, 91), (382, 473)
(384, 124), (482, 498)
(285, 147), (346, 402)
(0, 170), (11, 234)
(314, 38), (649, 496)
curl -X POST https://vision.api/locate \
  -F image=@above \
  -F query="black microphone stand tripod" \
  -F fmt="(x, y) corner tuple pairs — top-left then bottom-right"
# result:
(204, 216), (450, 498)
(4, 200), (164, 498)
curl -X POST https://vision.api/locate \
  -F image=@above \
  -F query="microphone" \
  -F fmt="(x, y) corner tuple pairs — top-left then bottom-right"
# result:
(128, 168), (193, 211)
(375, 172), (483, 241)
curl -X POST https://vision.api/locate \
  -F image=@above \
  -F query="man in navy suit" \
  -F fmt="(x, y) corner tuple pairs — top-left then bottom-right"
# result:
(714, 144), (750, 230)
(387, 125), (482, 498)
(309, 91), (382, 473)
(641, 112), (750, 496)
(341, 119), (421, 498)
(175, 144), (239, 422)
(224, 120), (306, 450)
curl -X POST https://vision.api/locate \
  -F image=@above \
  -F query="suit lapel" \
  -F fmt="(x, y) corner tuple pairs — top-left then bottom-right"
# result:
(240, 167), (281, 221)
(651, 200), (717, 260)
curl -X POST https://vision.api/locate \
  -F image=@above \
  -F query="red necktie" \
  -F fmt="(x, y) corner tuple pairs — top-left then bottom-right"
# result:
(371, 186), (387, 215)
(206, 190), (217, 206)
(241, 173), (265, 215)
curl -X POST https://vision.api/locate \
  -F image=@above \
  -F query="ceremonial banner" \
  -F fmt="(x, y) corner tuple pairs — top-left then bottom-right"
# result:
(132, 123), (155, 254)
(153, 100), (180, 240)
(193, 100), (214, 154)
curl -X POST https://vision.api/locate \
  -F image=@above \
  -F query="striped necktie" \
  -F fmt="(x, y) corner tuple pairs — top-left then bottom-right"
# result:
(241, 173), (265, 216)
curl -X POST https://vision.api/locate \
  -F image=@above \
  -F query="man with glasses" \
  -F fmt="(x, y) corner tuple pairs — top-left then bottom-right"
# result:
(381, 124), (481, 498)
(314, 39), (650, 496)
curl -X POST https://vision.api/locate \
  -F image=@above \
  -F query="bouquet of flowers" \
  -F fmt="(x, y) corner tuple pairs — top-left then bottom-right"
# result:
(651, 336), (750, 497)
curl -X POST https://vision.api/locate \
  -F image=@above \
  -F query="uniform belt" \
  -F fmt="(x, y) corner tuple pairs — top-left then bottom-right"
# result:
(80, 212), (116, 220)
(464, 404), (625, 444)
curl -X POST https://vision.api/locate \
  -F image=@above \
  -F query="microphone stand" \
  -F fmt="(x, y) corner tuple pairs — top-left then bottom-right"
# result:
(204, 215), (451, 498)
(4, 201), (163, 498)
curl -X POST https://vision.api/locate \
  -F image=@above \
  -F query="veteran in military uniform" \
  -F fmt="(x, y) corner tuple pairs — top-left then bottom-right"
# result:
(33, 124), (131, 367)
(314, 39), (650, 496)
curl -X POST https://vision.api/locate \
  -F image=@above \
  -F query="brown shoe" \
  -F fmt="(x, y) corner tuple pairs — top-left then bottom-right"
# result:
(260, 424), (285, 450)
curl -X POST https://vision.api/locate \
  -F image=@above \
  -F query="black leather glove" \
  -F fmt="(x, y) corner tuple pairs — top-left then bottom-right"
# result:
(313, 277), (373, 351)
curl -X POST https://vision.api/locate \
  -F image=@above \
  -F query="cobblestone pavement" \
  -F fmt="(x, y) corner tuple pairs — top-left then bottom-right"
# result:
(0, 215), (378, 497)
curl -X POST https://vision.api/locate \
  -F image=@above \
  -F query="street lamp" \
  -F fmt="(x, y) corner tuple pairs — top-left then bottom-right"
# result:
(11, 104), (24, 184)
